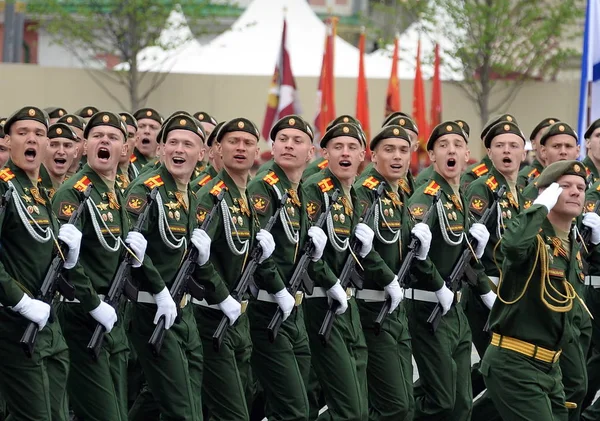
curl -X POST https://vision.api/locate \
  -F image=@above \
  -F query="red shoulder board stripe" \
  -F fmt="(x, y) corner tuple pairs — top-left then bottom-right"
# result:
(362, 176), (379, 190)
(527, 168), (540, 179)
(263, 171), (279, 186)
(197, 174), (212, 187)
(73, 175), (91, 192)
(317, 178), (334, 193)
(424, 181), (440, 196)
(210, 180), (227, 197)
(129, 154), (137, 163)
(143, 175), (164, 189)
(472, 163), (489, 177)
(0, 168), (15, 182)
(317, 159), (329, 170)
(485, 176), (499, 192)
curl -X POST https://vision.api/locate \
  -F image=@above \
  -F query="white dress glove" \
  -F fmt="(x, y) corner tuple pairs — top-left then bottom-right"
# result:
(533, 182), (563, 212)
(89, 301), (118, 333)
(58, 223), (82, 269)
(191, 228), (211, 265)
(384, 276), (404, 313)
(480, 290), (496, 310)
(308, 226), (327, 261)
(125, 231), (147, 268)
(411, 223), (432, 260)
(354, 223), (374, 258)
(469, 223), (490, 259)
(256, 229), (275, 263)
(435, 285), (454, 316)
(153, 286), (178, 329)
(218, 295), (242, 326)
(583, 212), (600, 245)
(12, 294), (51, 330)
(273, 288), (295, 321)
(326, 280), (348, 315)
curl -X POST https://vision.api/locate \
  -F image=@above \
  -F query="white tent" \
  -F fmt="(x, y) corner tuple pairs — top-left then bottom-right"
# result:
(136, 0), (394, 78)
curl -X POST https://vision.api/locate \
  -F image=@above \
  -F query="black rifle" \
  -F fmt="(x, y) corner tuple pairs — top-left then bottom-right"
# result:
(318, 182), (386, 346)
(86, 188), (159, 360)
(580, 200), (600, 247)
(373, 190), (442, 335)
(147, 189), (226, 356)
(212, 192), (289, 352)
(0, 186), (13, 221)
(427, 185), (507, 333)
(267, 189), (340, 343)
(20, 184), (92, 358)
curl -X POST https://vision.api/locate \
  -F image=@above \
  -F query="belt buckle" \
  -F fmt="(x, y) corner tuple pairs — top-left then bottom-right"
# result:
(180, 294), (189, 309)
(346, 288), (353, 300)
(240, 300), (249, 314)
(553, 349), (562, 363)
(455, 290), (462, 304)
(295, 291), (304, 307)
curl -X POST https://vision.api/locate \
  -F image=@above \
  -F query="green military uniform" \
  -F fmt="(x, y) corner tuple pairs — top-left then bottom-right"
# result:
(191, 164), (219, 194)
(414, 165), (434, 187)
(302, 157), (328, 181)
(0, 160), (70, 421)
(517, 158), (544, 189)
(583, 155), (599, 186)
(129, 147), (149, 179)
(460, 155), (493, 191)
(39, 164), (57, 198)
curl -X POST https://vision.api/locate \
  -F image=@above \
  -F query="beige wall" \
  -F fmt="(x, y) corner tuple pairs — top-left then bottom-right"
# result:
(0, 63), (581, 160)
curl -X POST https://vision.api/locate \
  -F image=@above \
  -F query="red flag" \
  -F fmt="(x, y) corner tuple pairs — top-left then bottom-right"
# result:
(385, 34), (400, 117)
(412, 39), (428, 173)
(314, 17), (337, 139)
(356, 28), (371, 156)
(430, 43), (442, 128)
(261, 18), (301, 140)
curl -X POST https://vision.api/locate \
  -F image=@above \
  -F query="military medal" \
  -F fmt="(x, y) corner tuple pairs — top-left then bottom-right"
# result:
(444, 202), (453, 210)
(507, 210), (512, 219)
(450, 195), (462, 211)
(29, 188), (46, 205)
(334, 214), (339, 222)
(386, 191), (402, 208)
(21, 194), (32, 203)
(27, 205), (34, 214)
(502, 211), (507, 219)
(108, 212), (114, 222)
(389, 208), (394, 218)
(340, 197), (353, 216)
(340, 214), (346, 224)
(174, 191), (188, 211)
(237, 215), (243, 226)
(168, 211), (174, 219)
(106, 192), (120, 210)
(381, 198), (392, 206)
(174, 210), (181, 221)
(506, 192), (519, 209)
(237, 198), (250, 217)
(102, 213), (108, 222)
(287, 189), (301, 207)
(384, 209), (389, 217)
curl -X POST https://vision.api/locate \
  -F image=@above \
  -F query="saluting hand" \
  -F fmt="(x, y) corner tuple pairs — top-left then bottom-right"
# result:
(533, 182), (563, 212)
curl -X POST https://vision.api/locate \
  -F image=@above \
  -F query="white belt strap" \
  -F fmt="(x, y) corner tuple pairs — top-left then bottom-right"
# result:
(305, 287), (355, 300)
(488, 276), (500, 287)
(60, 294), (105, 304)
(355, 289), (387, 302)
(257, 289), (276, 303)
(404, 288), (438, 303)
(137, 291), (155, 304)
(586, 275), (600, 287)
(191, 298), (221, 309)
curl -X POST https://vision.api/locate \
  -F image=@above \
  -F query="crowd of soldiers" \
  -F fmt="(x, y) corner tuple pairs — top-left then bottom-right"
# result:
(0, 103), (598, 421)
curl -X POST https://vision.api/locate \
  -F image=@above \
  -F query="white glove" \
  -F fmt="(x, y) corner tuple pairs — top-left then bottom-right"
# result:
(58, 223), (82, 270)
(191, 228), (211, 265)
(469, 223), (490, 259)
(326, 280), (348, 315)
(480, 290), (496, 310)
(583, 212), (600, 245)
(125, 231), (147, 268)
(533, 182), (563, 212)
(218, 295), (242, 326)
(89, 301), (117, 333)
(435, 284), (454, 316)
(153, 287), (177, 329)
(256, 229), (275, 264)
(273, 288), (295, 321)
(354, 223), (374, 258)
(411, 223), (432, 260)
(384, 276), (404, 313)
(308, 226), (327, 262)
(12, 294), (51, 330)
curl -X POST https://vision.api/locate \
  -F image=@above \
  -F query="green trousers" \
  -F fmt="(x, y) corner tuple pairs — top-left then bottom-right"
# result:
(358, 301), (414, 421)
(482, 345), (567, 421)
(57, 302), (129, 421)
(194, 305), (253, 421)
(406, 299), (473, 421)
(304, 297), (368, 421)
(249, 301), (311, 421)
(129, 302), (204, 421)
(0, 308), (69, 421)
(582, 285), (600, 420)
(124, 301), (145, 410)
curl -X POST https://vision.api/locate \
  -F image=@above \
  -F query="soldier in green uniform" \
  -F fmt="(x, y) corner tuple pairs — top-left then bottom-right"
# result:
(0, 124), (8, 168)
(354, 125), (436, 421)
(482, 160), (596, 420)
(57, 114), (87, 178)
(247, 115), (326, 421)
(192, 121), (224, 192)
(40, 123), (78, 198)
(583, 119), (600, 186)
(517, 117), (559, 189)
(522, 122), (580, 205)
(192, 111), (218, 177)
(407, 121), (494, 420)
(116, 112), (138, 191)
(464, 121), (527, 419)
(0, 106), (83, 421)
(130, 108), (163, 178)
(303, 122), (376, 420)
(75, 105), (99, 122)
(126, 114), (211, 420)
(460, 114), (518, 191)
(52, 111), (148, 421)
(44, 106), (68, 125)
(194, 117), (278, 420)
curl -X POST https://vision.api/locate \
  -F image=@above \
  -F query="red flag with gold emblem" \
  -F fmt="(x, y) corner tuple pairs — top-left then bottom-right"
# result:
(314, 17), (337, 139)
(385, 34), (400, 117)
(356, 28), (371, 157)
(412, 39), (429, 173)
(430, 43), (442, 128)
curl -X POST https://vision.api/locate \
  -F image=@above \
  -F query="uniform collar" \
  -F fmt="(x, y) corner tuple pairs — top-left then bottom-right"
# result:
(583, 156), (599, 178)
(431, 169), (459, 196)
(80, 163), (118, 193)
(133, 147), (149, 165)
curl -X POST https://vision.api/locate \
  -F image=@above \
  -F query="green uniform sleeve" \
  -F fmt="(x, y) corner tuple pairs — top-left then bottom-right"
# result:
(51, 186), (100, 312)
(501, 204), (548, 263)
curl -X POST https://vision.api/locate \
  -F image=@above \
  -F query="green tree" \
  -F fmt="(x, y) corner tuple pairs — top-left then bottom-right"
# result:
(27, 0), (234, 110)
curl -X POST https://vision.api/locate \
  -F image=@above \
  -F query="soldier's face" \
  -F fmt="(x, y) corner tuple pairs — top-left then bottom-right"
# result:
(372, 139), (411, 181)
(6, 120), (48, 175)
(272, 128), (314, 172)
(406, 129), (419, 153)
(85, 126), (126, 176)
(487, 134), (525, 177)
(547, 174), (585, 218)
(200, 122), (216, 162)
(120, 125), (137, 165)
(540, 135), (579, 165)
(218, 131), (259, 173)
(322, 137), (365, 183)
(0, 137), (10, 168)
(45, 138), (76, 177)
(586, 127), (600, 164)
(209, 143), (223, 171)
(163, 129), (204, 181)
(428, 134), (469, 182)
(136, 118), (161, 158)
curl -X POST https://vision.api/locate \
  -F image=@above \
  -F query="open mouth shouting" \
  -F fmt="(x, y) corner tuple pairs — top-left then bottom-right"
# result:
(172, 156), (186, 166)
(447, 158), (456, 168)
(54, 157), (67, 167)
(339, 159), (352, 168)
(233, 154), (247, 163)
(390, 163), (403, 171)
(24, 148), (37, 162)
(141, 137), (151, 145)
(97, 147), (111, 162)
(502, 157), (512, 165)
